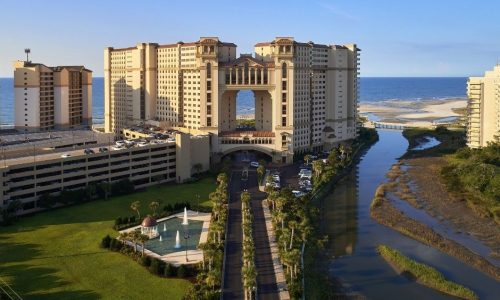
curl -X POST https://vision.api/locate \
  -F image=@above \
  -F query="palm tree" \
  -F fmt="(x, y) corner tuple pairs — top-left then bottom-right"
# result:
(288, 220), (298, 250)
(130, 201), (141, 219)
(138, 233), (149, 256)
(304, 154), (312, 165)
(312, 160), (324, 179)
(210, 220), (224, 244)
(100, 181), (111, 200)
(149, 201), (160, 216)
(205, 269), (220, 292)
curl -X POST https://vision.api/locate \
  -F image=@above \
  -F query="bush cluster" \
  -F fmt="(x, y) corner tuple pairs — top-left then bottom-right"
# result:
(100, 235), (196, 278)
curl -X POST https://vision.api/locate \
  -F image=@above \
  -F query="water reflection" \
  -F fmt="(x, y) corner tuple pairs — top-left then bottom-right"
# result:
(316, 130), (500, 300)
(320, 168), (358, 258)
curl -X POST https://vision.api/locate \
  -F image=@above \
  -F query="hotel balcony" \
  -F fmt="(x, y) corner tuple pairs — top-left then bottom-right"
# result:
(219, 131), (275, 145)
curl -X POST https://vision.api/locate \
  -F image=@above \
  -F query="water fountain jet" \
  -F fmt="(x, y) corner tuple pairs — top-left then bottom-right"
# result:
(175, 230), (181, 248)
(182, 207), (189, 225)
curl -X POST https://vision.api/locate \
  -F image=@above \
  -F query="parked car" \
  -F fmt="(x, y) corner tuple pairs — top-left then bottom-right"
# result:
(249, 161), (259, 168)
(292, 190), (306, 198)
(60, 153), (71, 158)
(115, 140), (125, 147)
(137, 141), (148, 147)
(272, 174), (280, 182)
(98, 147), (108, 153)
(83, 148), (95, 155)
(111, 145), (123, 151)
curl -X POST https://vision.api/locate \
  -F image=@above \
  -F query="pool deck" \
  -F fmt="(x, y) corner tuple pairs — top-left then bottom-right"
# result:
(119, 210), (211, 266)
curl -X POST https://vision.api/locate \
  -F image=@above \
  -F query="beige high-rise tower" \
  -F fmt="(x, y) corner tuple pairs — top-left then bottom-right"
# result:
(14, 61), (92, 132)
(104, 37), (360, 163)
(467, 65), (500, 148)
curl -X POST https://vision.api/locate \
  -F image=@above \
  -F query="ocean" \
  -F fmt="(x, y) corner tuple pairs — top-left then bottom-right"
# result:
(0, 77), (467, 126)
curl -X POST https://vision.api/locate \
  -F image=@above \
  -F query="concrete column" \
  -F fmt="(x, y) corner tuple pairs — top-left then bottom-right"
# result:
(229, 68), (232, 84)
(248, 67), (251, 85)
(236, 68), (239, 84)
(260, 68), (264, 84)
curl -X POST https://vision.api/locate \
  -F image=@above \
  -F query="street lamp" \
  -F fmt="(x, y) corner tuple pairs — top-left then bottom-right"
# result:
(184, 231), (190, 262)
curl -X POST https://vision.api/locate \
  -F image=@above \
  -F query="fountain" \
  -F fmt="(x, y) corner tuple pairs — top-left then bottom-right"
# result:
(182, 207), (189, 225)
(175, 230), (181, 249)
(159, 235), (163, 242)
(163, 223), (167, 232)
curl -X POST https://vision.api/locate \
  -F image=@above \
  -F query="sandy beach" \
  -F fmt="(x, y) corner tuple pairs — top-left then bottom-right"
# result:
(360, 98), (467, 127)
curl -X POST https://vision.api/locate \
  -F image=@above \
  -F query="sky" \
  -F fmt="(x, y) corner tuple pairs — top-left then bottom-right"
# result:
(1, 0), (499, 77)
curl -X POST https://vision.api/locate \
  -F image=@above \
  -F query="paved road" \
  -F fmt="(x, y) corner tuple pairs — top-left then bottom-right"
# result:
(222, 171), (245, 299)
(247, 171), (280, 300)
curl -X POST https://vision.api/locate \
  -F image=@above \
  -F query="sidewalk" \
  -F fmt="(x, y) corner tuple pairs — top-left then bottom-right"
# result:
(262, 199), (290, 300)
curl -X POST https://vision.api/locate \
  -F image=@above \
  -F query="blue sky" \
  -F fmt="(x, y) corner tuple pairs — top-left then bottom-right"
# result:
(1, 0), (499, 77)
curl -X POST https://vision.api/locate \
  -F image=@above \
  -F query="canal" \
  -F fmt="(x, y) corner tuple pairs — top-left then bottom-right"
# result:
(318, 130), (500, 299)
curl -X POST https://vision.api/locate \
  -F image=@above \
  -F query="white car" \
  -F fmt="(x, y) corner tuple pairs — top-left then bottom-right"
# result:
(60, 153), (71, 158)
(137, 141), (148, 147)
(111, 145), (124, 151)
(249, 161), (259, 168)
(292, 190), (306, 198)
(115, 140), (125, 147)
(272, 175), (280, 182)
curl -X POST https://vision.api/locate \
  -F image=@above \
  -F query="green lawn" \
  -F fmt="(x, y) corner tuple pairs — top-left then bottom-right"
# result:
(0, 178), (216, 300)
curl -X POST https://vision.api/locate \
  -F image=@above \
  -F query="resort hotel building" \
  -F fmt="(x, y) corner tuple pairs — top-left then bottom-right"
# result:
(13, 60), (93, 132)
(104, 37), (360, 163)
(467, 64), (500, 148)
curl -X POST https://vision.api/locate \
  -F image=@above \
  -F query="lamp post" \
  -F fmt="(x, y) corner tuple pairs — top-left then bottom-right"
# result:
(184, 230), (190, 262)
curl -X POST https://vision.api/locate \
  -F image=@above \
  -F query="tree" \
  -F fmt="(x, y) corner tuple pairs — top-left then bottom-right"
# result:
(257, 165), (265, 183)
(149, 201), (160, 216)
(1, 200), (22, 225)
(193, 163), (203, 177)
(304, 154), (312, 165)
(138, 232), (149, 256)
(312, 160), (324, 179)
(99, 181), (111, 200)
(131, 201), (141, 219)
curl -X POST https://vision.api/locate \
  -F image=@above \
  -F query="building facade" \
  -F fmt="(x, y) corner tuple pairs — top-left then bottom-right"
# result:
(104, 37), (360, 163)
(467, 65), (500, 148)
(14, 61), (92, 132)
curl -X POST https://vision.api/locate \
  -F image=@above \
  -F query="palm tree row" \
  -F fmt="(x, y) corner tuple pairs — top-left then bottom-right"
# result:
(241, 191), (257, 300)
(311, 144), (353, 190)
(267, 188), (313, 298)
(118, 229), (149, 257)
(185, 173), (229, 299)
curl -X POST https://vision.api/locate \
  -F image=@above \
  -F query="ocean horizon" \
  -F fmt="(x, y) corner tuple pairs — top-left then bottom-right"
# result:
(0, 77), (467, 127)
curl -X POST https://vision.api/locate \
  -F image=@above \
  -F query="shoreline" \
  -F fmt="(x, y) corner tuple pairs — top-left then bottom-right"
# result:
(360, 98), (467, 127)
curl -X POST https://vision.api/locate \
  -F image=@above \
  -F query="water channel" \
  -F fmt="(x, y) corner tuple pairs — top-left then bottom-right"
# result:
(319, 130), (500, 299)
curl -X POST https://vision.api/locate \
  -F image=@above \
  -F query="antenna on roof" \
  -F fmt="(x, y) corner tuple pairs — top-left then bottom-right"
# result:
(24, 48), (31, 62)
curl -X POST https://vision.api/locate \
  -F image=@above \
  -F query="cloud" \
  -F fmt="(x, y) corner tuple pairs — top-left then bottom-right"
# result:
(317, 2), (359, 21)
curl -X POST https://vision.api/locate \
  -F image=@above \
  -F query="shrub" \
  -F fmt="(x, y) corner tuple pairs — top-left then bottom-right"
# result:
(109, 238), (123, 251)
(164, 263), (176, 277)
(149, 258), (164, 275)
(139, 256), (152, 267)
(115, 217), (123, 226)
(100, 235), (112, 249)
(129, 216), (136, 224)
(177, 265), (187, 278)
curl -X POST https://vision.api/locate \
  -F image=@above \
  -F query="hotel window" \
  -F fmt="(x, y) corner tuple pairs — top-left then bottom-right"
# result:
(206, 63), (211, 79)
(282, 117), (286, 126)
(282, 93), (286, 103)
(207, 117), (212, 126)
(282, 63), (287, 78)
(282, 81), (287, 90)
(207, 81), (211, 91)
